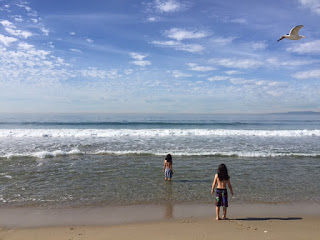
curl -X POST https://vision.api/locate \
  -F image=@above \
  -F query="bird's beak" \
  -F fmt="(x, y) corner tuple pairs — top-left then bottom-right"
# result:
(277, 36), (284, 42)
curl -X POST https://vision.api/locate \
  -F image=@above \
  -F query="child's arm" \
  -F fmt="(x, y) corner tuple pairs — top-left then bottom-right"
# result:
(211, 174), (218, 194)
(227, 179), (234, 196)
(163, 160), (166, 172)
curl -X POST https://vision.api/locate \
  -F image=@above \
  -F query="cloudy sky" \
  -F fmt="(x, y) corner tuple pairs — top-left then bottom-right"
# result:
(0, 0), (320, 113)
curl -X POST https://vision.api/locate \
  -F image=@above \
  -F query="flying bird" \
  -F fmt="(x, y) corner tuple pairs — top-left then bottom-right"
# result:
(277, 25), (305, 42)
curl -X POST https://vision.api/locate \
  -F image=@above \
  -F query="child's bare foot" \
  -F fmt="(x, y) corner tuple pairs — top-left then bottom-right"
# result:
(222, 215), (228, 220)
(216, 216), (220, 220)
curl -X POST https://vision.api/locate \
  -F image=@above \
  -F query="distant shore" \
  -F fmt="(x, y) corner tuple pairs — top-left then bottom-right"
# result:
(0, 203), (319, 240)
(270, 111), (320, 115)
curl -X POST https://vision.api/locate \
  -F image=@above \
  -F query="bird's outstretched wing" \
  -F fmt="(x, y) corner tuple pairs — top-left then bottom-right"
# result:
(289, 25), (303, 36)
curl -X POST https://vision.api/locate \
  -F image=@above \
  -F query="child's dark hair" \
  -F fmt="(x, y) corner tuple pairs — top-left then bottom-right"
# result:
(217, 163), (229, 181)
(165, 154), (172, 162)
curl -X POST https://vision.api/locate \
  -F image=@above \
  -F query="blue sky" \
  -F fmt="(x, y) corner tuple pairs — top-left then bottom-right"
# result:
(0, 0), (320, 113)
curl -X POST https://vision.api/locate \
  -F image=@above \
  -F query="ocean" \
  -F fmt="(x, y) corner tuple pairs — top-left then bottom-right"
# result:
(0, 113), (319, 208)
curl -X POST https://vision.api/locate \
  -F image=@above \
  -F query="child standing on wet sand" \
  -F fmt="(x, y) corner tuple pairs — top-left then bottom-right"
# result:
(211, 163), (233, 220)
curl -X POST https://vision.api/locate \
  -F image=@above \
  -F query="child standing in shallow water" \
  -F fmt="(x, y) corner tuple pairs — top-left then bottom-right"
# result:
(211, 163), (233, 220)
(163, 154), (173, 181)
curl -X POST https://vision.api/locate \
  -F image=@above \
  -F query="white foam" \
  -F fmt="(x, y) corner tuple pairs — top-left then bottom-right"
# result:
(1, 148), (319, 159)
(0, 195), (7, 203)
(0, 173), (13, 179)
(3, 149), (83, 159)
(94, 150), (320, 158)
(1, 128), (320, 138)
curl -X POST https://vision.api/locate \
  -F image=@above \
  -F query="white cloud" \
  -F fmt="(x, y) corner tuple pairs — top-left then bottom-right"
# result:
(229, 18), (247, 24)
(286, 40), (320, 54)
(187, 63), (215, 72)
(0, 34), (18, 46)
(225, 70), (243, 75)
(0, 45), (73, 86)
(152, 40), (204, 53)
(81, 68), (112, 79)
(130, 52), (151, 66)
(154, 0), (185, 13)
(298, 0), (320, 15)
(80, 68), (120, 80)
(170, 70), (192, 78)
(210, 37), (235, 46)
(208, 76), (229, 82)
(4, 27), (32, 38)
(18, 42), (34, 50)
(69, 32), (76, 35)
(0, 20), (14, 28)
(14, 16), (23, 22)
(229, 77), (282, 87)
(152, 27), (209, 53)
(48, 42), (55, 48)
(41, 28), (50, 36)
(86, 38), (94, 43)
(0, 20), (32, 39)
(124, 69), (133, 75)
(266, 58), (316, 67)
(70, 48), (82, 53)
(219, 17), (247, 24)
(152, 40), (177, 47)
(292, 69), (320, 79)
(251, 41), (268, 50)
(164, 28), (210, 41)
(177, 43), (204, 53)
(130, 52), (148, 60)
(16, 3), (32, 12)
(131, 60), (151, 66)
(229, 78), (252, 85)
(209, 58), (263, 69)
(147, 17), (158, 22)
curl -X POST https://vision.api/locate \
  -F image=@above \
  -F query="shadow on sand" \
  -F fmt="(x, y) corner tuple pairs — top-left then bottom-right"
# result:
(231, 217), (302, 221)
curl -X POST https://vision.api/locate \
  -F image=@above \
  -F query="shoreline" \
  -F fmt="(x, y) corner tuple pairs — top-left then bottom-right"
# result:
(0, 203), (320, 240)
(1, 202), (320, 228)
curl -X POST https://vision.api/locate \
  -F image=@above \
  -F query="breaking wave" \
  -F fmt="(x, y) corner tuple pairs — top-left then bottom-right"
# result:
(1, 128), (320, 138)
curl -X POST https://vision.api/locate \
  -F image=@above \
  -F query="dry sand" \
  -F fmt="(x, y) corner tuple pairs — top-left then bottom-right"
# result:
(0, 203), (319, 240)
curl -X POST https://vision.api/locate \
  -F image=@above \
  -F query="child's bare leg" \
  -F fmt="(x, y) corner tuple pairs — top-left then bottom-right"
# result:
(222, 207), (227, 220)
(216, 206), (220, 220)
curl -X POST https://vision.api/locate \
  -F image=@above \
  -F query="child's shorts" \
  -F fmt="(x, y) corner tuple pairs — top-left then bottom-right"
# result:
(165, 168), (172, 179)
(215, 188), (228, 207)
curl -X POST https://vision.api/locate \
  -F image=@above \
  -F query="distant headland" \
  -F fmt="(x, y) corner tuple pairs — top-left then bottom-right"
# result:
(271, 111), (320, 115)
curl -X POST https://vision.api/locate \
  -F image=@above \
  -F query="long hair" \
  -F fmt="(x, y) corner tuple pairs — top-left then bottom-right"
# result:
(165, 154), (172, 163)
(217, 163), (229, 181)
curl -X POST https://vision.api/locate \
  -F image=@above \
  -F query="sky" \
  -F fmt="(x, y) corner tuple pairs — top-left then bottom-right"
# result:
(0, 0), (320, 114)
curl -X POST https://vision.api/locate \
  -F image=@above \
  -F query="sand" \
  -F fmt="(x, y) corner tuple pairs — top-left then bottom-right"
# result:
(0, 203), (319, 240)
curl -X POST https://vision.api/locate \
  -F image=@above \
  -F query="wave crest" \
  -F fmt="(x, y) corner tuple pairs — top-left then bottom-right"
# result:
(1, 150), (319, 159)
(1, 129), (320, 138)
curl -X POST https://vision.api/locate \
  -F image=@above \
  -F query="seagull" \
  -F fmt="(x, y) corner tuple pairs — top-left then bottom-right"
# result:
(277, 25), (305, 42)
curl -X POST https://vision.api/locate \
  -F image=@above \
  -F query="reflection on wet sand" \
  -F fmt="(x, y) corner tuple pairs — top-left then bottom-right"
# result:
(164, 182), (173, 219)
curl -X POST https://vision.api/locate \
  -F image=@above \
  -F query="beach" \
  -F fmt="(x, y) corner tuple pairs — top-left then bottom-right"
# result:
(0, 203), (320, 240)
(1, 113), (320, 239)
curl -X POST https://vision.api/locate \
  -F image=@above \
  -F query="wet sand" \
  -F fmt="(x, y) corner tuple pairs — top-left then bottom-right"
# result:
(0, 203), (319, 239)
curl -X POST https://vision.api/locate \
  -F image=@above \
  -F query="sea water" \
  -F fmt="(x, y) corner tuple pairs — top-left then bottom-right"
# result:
(0, 113), (319, 207)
